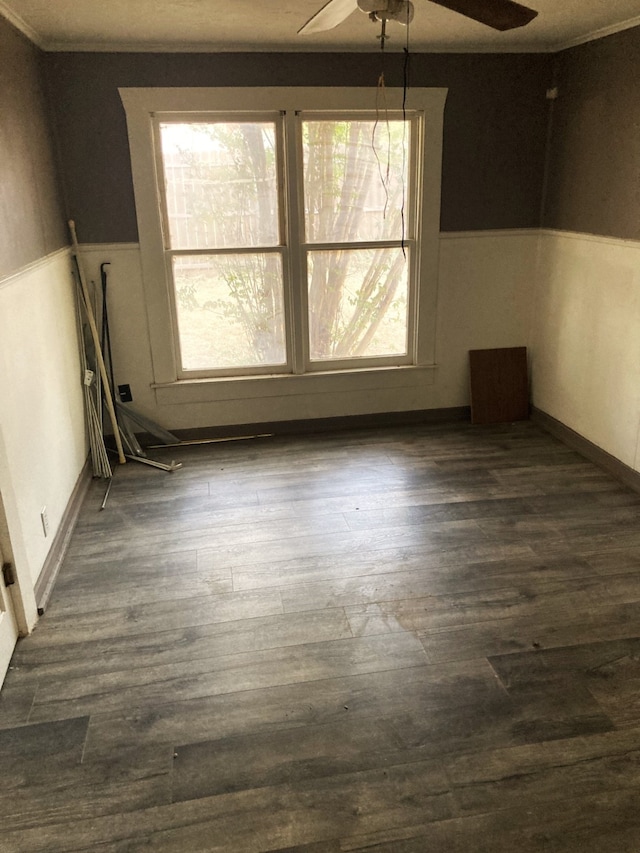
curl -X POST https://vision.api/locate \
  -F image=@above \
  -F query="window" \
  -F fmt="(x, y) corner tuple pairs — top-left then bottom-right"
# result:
(158, 118), (287, 374)
(121, 88), (447, 403)
(302, 116), (412, 366)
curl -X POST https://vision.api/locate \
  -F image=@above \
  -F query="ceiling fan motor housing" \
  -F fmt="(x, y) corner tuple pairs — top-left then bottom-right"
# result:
(357, 0), (414, 23)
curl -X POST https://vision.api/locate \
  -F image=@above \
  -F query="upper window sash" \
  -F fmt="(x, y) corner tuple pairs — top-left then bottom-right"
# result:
(299, 112), (417, 247)
(153, 113), (285, 253)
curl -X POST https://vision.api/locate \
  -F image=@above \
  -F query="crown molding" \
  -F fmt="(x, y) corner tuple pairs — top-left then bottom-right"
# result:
(552, 14), (640, 52)
(36, 39), (551, 53)
(0, 0), (44, 48)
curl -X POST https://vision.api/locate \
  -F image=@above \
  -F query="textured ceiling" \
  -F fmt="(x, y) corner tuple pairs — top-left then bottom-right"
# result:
(1, 0), (640, 52)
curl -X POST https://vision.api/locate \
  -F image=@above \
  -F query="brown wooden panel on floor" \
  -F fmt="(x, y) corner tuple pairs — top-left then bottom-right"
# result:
(3, 421), (640, 851)
(469, 346), (529, 424)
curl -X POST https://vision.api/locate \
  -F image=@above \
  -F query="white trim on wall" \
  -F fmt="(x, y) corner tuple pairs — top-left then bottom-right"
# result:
(538, 228), (640, 250)
(440, 229), (541, 241)
(75, 228), (640, 254)
(77, 242), (140, 254)
(0, 246), (70, 291)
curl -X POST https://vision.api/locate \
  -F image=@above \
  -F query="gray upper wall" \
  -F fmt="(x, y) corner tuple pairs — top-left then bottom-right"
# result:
(42, 51), (552, 243)
(544, 26), (640, 241)
(0, 17), (66, 278)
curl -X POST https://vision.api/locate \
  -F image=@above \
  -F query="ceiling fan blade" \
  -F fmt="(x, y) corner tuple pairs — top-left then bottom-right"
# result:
(427, 0), (537, 31)
(298, 0), (359, 34)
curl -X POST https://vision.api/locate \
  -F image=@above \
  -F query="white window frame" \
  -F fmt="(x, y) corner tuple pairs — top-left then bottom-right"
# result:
(120, 87), (447, 405)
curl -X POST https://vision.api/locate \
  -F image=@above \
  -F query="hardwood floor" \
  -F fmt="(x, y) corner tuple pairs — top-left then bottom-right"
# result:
(2, 420), (640, 851)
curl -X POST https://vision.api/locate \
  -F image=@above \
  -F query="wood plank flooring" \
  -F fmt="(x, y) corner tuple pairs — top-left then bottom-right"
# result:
(3, 420), (640, 851)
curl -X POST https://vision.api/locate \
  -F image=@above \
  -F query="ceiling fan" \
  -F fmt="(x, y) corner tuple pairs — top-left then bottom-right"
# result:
(298, 0), (538, 35)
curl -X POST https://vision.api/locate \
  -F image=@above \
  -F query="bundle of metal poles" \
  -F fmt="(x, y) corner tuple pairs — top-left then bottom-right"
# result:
(73, 280), (112, 479)
(70, 220), (126, 471)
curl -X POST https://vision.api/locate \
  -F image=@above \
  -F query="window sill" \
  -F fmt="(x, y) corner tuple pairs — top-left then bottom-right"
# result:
(152, 364), (437, 406)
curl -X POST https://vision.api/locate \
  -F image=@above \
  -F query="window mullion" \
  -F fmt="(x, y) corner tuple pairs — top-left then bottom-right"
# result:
(282, 110), (307, 375)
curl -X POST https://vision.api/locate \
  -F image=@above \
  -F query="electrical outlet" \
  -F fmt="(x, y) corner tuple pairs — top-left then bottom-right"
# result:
(118, 384), (133, 403)
(41, 507), (49, 538)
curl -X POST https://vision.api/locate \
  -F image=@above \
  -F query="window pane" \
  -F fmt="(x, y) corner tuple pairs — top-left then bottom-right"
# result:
(160, 122), (279, 250)
(307, 248), (409, 361)
(173, 254), (286, 371)
(303, 119), (409, 244)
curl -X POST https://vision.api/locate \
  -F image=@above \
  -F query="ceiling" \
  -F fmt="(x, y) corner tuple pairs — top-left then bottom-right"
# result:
(2, 0), (640, 53)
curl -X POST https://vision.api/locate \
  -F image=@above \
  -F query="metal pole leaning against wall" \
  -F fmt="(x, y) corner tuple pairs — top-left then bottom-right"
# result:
(68, 220), (126, 465)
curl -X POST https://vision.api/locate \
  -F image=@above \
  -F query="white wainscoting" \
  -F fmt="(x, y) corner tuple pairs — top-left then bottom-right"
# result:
(0, 248), (86, 617)
(436, 229), (539, 409)
(531, 230), (640, 474)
